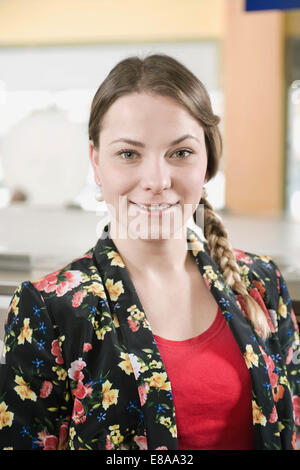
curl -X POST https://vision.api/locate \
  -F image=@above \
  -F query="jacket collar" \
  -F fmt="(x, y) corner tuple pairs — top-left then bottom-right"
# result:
(93, 223), (278, 450)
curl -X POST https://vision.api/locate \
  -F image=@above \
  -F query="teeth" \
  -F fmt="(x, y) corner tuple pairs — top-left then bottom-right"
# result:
(136, 203), (172, 210)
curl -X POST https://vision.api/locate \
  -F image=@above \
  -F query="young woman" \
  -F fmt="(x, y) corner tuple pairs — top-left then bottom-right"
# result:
(0, 54), (299, 450)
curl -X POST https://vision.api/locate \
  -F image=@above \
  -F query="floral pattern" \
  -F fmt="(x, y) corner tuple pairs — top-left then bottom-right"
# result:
(0, 223), (299, 450)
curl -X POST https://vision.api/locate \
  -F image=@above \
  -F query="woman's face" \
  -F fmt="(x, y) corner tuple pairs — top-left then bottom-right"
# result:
(89, 92), (208, 240)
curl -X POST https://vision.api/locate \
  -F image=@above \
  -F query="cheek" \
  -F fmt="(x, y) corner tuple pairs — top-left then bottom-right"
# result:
(180, 166), (206, 195)
(100, 166), (133, 202)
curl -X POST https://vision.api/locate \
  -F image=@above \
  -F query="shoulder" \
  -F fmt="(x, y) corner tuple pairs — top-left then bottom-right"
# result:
(233, 247), (279, 281)
(31, 247), (97, 298)
(231, 247), (298, 334)
(11, 246), (104, 324)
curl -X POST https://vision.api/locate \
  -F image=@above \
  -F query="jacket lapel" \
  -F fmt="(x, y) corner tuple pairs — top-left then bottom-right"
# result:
(93, 223), (278, 450)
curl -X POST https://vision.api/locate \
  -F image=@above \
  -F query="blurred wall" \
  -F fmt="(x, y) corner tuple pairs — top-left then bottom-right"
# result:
(0, 0), (224, 44)
(286, 10), (300, 36)
(223, 1), (285, 214)
(0, 0), (299, 215)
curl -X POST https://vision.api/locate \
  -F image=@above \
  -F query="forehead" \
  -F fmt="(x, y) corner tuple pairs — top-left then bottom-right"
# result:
(100, 92), (204, 136)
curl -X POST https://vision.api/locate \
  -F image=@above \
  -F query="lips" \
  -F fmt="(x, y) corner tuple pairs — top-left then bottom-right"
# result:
(130, 201), (178, 206)
(130, 201), (179, 212)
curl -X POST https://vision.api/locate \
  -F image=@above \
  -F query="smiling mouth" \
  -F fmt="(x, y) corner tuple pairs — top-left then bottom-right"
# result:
(130, 202), (179, 211)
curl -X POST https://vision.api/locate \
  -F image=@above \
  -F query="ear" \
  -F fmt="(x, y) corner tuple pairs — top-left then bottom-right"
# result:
(89, 140), (102, 185)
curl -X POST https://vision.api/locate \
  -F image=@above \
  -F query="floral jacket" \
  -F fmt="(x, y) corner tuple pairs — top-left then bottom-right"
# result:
(0, 224), (299, 451)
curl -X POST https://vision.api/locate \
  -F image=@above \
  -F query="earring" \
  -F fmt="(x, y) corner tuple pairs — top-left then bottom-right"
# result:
(95, 184), (104, 202)
(201, 186), (208, 200)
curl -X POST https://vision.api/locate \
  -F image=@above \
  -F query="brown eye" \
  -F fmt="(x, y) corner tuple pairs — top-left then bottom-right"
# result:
(117, 149), (139, 160)
(172, 149), (193, 159)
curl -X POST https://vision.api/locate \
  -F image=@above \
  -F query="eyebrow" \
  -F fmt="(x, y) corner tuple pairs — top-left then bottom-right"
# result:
(109, 134), (201, 147)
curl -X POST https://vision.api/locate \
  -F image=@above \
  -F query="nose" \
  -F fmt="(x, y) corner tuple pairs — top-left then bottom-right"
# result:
(139, 157), (172, 193)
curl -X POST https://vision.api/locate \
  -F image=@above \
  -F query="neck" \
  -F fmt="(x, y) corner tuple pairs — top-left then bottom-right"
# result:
(110, 223), (192, 279)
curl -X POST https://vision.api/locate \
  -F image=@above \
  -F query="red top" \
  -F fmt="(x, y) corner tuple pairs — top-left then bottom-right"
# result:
(153, 307), (254, 450)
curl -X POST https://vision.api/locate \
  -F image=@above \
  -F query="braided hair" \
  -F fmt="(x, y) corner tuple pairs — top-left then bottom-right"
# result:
(198, 193), (271, 339)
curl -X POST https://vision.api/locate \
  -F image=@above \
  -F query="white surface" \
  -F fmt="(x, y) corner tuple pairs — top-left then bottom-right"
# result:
(1, 107), (89, 205)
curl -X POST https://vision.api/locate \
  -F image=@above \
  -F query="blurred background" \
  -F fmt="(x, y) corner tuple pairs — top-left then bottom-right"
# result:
(0, 0), (299, 335)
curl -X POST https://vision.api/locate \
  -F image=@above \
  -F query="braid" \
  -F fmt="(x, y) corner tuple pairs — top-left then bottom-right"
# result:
(199, 194), (271, 340)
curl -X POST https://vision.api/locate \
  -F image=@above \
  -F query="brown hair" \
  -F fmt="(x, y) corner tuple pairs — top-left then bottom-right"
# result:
(88, 53), (271, 339)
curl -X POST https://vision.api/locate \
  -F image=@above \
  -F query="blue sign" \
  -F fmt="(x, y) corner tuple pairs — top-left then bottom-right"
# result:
(246, 0), (300, 10)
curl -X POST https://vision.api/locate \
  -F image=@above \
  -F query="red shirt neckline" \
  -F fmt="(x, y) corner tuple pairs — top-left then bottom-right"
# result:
(153, 306), (225, 348)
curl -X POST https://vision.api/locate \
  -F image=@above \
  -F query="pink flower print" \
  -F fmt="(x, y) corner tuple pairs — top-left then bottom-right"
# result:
(64, 270), (82, 289)
(33, 272), (59, 293)
(269, 405), (278, 423)
(83, 343), (92, 352)
(42, 435), (58, 450)
(75, 380), (93, 400)
(51, 339), (64, 365)
(68, 358), (86, 381)
(106, 435), (114, 450)
(293, 395), (300, 426)
(72, 290), (85, 308)
(57, 418), (70, 450)
(259, 345), (278, 388)
(33, 270), (83, 297)
(72, 398), (86, 424)
(54, 270), (82, 297)
(233, 249), (253, 264)
(40, 380), (53, 398)
(286, 347), (294, 365)
(128, 318), (140, 332)
(36, 430), (58, 450)
(135, 435), (148, 450)
(138, 383), (149, 406)
(76, 380), (87, 400)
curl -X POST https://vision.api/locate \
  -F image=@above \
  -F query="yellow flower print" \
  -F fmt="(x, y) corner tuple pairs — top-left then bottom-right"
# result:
(140, 362), (149, 373)
(0, 401), (14, 429)
(109, 424), (119, 431)
(69, 427), (76, 440)
(81, 272), (90, 282)
(244, 344), (259, 368)
(14, 375), (37, 401)
(17, 318), (33, 345)
(11, 295), (19, 316)
(127, 305), (145, 321)
(159, 416), (177, 437)
(279, 375), (289, 388)
(260, 255), (272, 263)
(86, 282), (106, 299)
(214, 280), (225, 291)
(149, 360), (162, 369)
(107, 251), (125, 268)
(278, 296), (287, 319)
(102, 380), (119, 410)
(108, 425), (124, 446)
(95, 328), (105, 341)
(188, 235), (204, 256)
(118, 352), (134, 375)
(240, 265), (250, 276)
(170, 425), (177, 438)
(149, 372), (171, 391)
(105, 279), (124, 301)
(203, 266), (218, 281)
(113, 313), (120, 328)
(52, 366), (68, 381)
(93, 322), (111, 341)
(252, 400), (267, 426)
(159, 416), (172, 427)
(278, 421), (285, 432)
